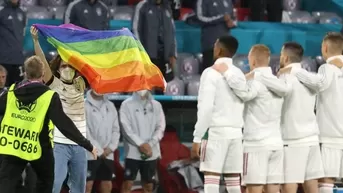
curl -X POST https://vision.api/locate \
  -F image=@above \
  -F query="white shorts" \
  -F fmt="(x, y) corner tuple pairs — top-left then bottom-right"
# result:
(200, 138), (243, 174)
(321, 145), (343, 178)
(284, 145), (324, 183)
(243, 149), (283, 185)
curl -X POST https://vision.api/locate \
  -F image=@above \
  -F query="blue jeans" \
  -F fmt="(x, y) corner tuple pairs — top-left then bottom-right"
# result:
(52, 143), (87, 193)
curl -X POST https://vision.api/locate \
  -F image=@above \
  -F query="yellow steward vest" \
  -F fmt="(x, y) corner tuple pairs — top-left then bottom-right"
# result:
(0, 84), (55, 161)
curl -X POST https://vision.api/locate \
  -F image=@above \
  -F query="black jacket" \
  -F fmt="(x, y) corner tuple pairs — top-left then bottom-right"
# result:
(196, 0), (234, 51)
(132, 0), (177, 61)
(64, 0), (110, 30)
(0, 81), (93, 152)
(0, 1), (26, 65)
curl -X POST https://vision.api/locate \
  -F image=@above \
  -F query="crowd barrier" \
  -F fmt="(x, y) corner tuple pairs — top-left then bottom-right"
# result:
(108, 94), (197, 101)
(25, 19), (342, 57)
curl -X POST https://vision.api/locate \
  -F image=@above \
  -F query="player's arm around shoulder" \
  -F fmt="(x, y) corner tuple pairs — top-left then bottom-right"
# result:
(289, 64), (334, 92)
(211, 63), (260, 101)
(256, 72), (292, 97)
(229, 66), (261, 101)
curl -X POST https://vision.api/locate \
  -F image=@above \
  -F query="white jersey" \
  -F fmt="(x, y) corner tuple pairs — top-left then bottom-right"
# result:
(280, 63), (319, 146)
(291, 56), (343, 147)
(49, 76), (86, 145)
(193, 57), (245, 143)
(238, 67), (284, 150)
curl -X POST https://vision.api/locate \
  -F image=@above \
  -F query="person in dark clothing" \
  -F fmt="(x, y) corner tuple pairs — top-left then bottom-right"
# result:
(0, 56), (97, 193)
(132, 0), (177, 91)
(0, 0), (26, 85)
(0, 65), (8, 97)
(169, 0), (181, 20)
(196, 0), (235, 73)
(249, 0), (283, 22)
(64, 0), (110, 30)
(0, 65), (6, 167)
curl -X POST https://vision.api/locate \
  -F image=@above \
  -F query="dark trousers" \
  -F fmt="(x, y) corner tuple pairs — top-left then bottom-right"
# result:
(16, 165), (37, 193)
(249, 0), (283, 22)
(201, 49), (214, 74)
(2, 63), (22, 86)
(0, 149), (54, 193)
(24, 165), (37, 193)
(151, 57), (174, 95)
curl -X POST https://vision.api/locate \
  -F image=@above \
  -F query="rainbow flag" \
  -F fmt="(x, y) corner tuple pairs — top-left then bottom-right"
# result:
(34, 24), (166, 94)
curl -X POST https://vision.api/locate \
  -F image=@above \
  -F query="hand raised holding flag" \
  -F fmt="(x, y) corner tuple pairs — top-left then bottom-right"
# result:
(33, 24), (165, 94)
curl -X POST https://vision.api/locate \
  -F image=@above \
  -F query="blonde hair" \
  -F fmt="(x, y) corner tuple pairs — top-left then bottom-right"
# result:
(24, 56), (44, 79)
(250, 44), (271, 65)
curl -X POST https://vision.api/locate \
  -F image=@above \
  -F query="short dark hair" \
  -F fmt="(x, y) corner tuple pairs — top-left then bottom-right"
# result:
(24, 56), (44, 79)
(218, 35), (239, 57)
(283, 42), (304, 63)
(323, 32), (343, 53)
(0, 65), (7, 75)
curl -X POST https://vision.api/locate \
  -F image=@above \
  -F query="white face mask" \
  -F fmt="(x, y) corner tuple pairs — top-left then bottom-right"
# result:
(60, 67), (75, 82)
(137, 90), (149, 97)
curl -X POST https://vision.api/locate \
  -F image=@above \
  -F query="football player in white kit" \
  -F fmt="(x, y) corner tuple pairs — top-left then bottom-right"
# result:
(191, 35), (245, 193)
(277, 42), (324, 193)
(278, 33), (343, 193)
(216, 44), (286, 193)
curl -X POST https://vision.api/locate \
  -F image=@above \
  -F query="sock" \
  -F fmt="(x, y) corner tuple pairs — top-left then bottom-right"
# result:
(204, 175), (220, 193)
(224, 176), (241, 193)
(319, 183), (334, 193)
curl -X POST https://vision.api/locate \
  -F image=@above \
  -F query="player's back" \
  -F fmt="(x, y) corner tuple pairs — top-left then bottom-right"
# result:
(316, 64), (343, 144)
(281, 72), (318, 143)
(204, 67), (245, 130)
(243, 68), (283, 149)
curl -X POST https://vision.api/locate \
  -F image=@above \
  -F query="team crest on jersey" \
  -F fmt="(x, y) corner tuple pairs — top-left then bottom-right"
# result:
(96, 7), (102, 16)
